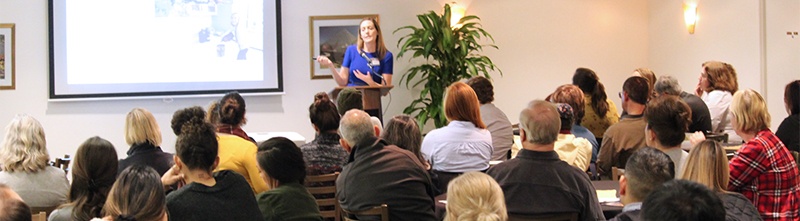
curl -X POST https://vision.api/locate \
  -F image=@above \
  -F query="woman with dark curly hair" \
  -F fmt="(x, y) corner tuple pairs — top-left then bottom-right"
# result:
(162, 106), (262, 221)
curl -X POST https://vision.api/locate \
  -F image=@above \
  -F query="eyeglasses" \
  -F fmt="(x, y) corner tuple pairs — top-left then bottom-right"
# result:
(619, 91), (624, 99)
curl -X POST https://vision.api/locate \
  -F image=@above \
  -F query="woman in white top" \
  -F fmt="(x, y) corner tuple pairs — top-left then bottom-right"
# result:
(421, 82), (493, 173)
(0, 114), (69, 208)
(643, 96), (692, 178)
(695, 61), (740, 142)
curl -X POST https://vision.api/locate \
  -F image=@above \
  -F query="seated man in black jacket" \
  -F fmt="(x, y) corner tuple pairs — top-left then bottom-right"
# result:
(336, 109), (436, 221)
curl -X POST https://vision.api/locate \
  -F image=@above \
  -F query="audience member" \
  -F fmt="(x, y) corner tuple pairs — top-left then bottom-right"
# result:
(632, 68), (657, 101)
(99, 165), (167, 221)
(185, 94), (268, 194)
(611, 147), (674, 221)
(681, 140), (762, 221)
(552, 103), (592, 171)
(215, 91), (254, 142)
(0, 184), (31, 221)
(727, 89), (800, 221)
(641, 179), (725, 221)
(487, 100), (603, 220)
(421, 82), (492, 173)
(653, 75), (713, 133)
(466, 76), (514, 161)
(256, 137), (323, 221)
(119, 108), (174, 176)
(643, 95), (691, 177)
(572, 67), (620, 144)
(0, 114), (69, 208)
(598, 76), (649, 178)
(162, 107), (262, 221)
(49, 137), (118, 221)
(300, 92), (348, 176)
(335, 88), (383, 132)
(337, 109), (436, 221)
(444, 172), (507, 221)
(205, 100), (221, 126)
(776, 80), (800, 152)
(547, 84), (599, 173)
(695, 61), (740, 142)
(382, 114), (428, 170)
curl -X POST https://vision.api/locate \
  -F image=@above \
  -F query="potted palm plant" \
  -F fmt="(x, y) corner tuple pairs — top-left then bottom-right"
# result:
(394, 4), (500, 128)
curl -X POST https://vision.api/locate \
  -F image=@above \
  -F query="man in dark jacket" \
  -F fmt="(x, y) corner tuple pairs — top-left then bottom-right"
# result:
(336, 109), (436, 221)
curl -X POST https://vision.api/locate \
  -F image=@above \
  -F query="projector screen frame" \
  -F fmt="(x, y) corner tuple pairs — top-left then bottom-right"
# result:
(48, 0), (284, 100)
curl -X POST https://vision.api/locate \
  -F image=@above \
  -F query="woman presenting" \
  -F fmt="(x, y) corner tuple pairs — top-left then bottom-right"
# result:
(317, 17), (393, 86)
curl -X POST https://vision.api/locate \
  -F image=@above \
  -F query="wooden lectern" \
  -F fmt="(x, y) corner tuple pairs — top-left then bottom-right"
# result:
(331, 85), (393, 121)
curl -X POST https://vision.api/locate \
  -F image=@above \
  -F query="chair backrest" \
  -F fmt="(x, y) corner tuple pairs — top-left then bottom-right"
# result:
(508, 212), (579, 221)
(791, 151), (800, 168)
(611, 167), (625, 181)
(431, 170), (463, 193)
(52, 154), (71, 174)
(306, 172), (340, 221)
(342, 204), (388, 221)
(31, 211), (47, 221)
(30, 206), (57, 217)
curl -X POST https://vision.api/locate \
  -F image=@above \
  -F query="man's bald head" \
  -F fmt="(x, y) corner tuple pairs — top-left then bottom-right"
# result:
(340, 109), (376, 147)
(519, 100), (561, 145)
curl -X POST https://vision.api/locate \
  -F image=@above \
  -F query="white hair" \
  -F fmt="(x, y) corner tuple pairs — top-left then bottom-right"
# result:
(339, 109), (375, 146)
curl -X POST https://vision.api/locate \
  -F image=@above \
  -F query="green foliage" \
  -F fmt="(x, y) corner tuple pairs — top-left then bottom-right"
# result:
(394, 4), (501, 128)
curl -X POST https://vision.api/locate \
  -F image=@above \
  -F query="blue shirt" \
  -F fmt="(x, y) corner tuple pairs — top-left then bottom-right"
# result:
(341, 45), (393, 86)
(572, 124), (599, 163)
(421, 121), (493, 172)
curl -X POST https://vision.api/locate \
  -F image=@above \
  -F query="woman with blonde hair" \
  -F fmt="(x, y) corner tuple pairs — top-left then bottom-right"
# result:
(119, 108), (173, 176)
(695, 61), (740, 142)
(444, 172), (507, 221)
(0, 114), (69, 208)
(680, 140), (762, 221)
(96, 165), (167, 221)
(727, 89), (799, 221)
(421, 82), (492, 174)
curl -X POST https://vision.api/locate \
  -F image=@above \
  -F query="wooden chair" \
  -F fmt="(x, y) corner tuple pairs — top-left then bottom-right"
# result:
(611, 167), (625, 181)
(306, 172), (340, 221)
(342, 204), (389, 221)
(51, 154), (71, 174)
(31, 212), (46, 221)
(508, 212), (579, 221)
(30, 206), (57, 217)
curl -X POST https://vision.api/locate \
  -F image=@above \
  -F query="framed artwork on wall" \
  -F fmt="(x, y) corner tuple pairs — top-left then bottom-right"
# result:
(309, 14), (378, 79)
(0, 23), (15, 90)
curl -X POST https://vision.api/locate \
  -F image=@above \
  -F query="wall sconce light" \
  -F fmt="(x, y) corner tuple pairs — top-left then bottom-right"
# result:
(684, 3), (698, 34)
(450, 2), (466, 28)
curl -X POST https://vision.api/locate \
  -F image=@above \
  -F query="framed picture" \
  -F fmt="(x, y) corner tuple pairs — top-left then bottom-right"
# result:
(309, 14), (378, 79)
(0, 23), (14, 90)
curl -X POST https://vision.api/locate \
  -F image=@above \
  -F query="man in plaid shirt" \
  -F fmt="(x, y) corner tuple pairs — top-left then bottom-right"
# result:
(727, 89), (800, 221)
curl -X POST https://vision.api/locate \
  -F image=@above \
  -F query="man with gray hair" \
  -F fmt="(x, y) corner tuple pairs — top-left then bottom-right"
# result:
(487, 100), (604, 220)
(654, 76), (712, 133)
(336, 109), (436, 221)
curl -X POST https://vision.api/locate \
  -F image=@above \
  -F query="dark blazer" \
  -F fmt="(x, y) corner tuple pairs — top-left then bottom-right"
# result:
(680, 91), (713, 133)
(118, 142), (174, 176)
(336, 137), (436, 221)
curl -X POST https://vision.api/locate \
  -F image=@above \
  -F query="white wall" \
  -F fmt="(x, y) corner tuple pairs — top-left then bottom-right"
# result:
(470, 0), (649, 123)
(648, 0), (798, 131)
